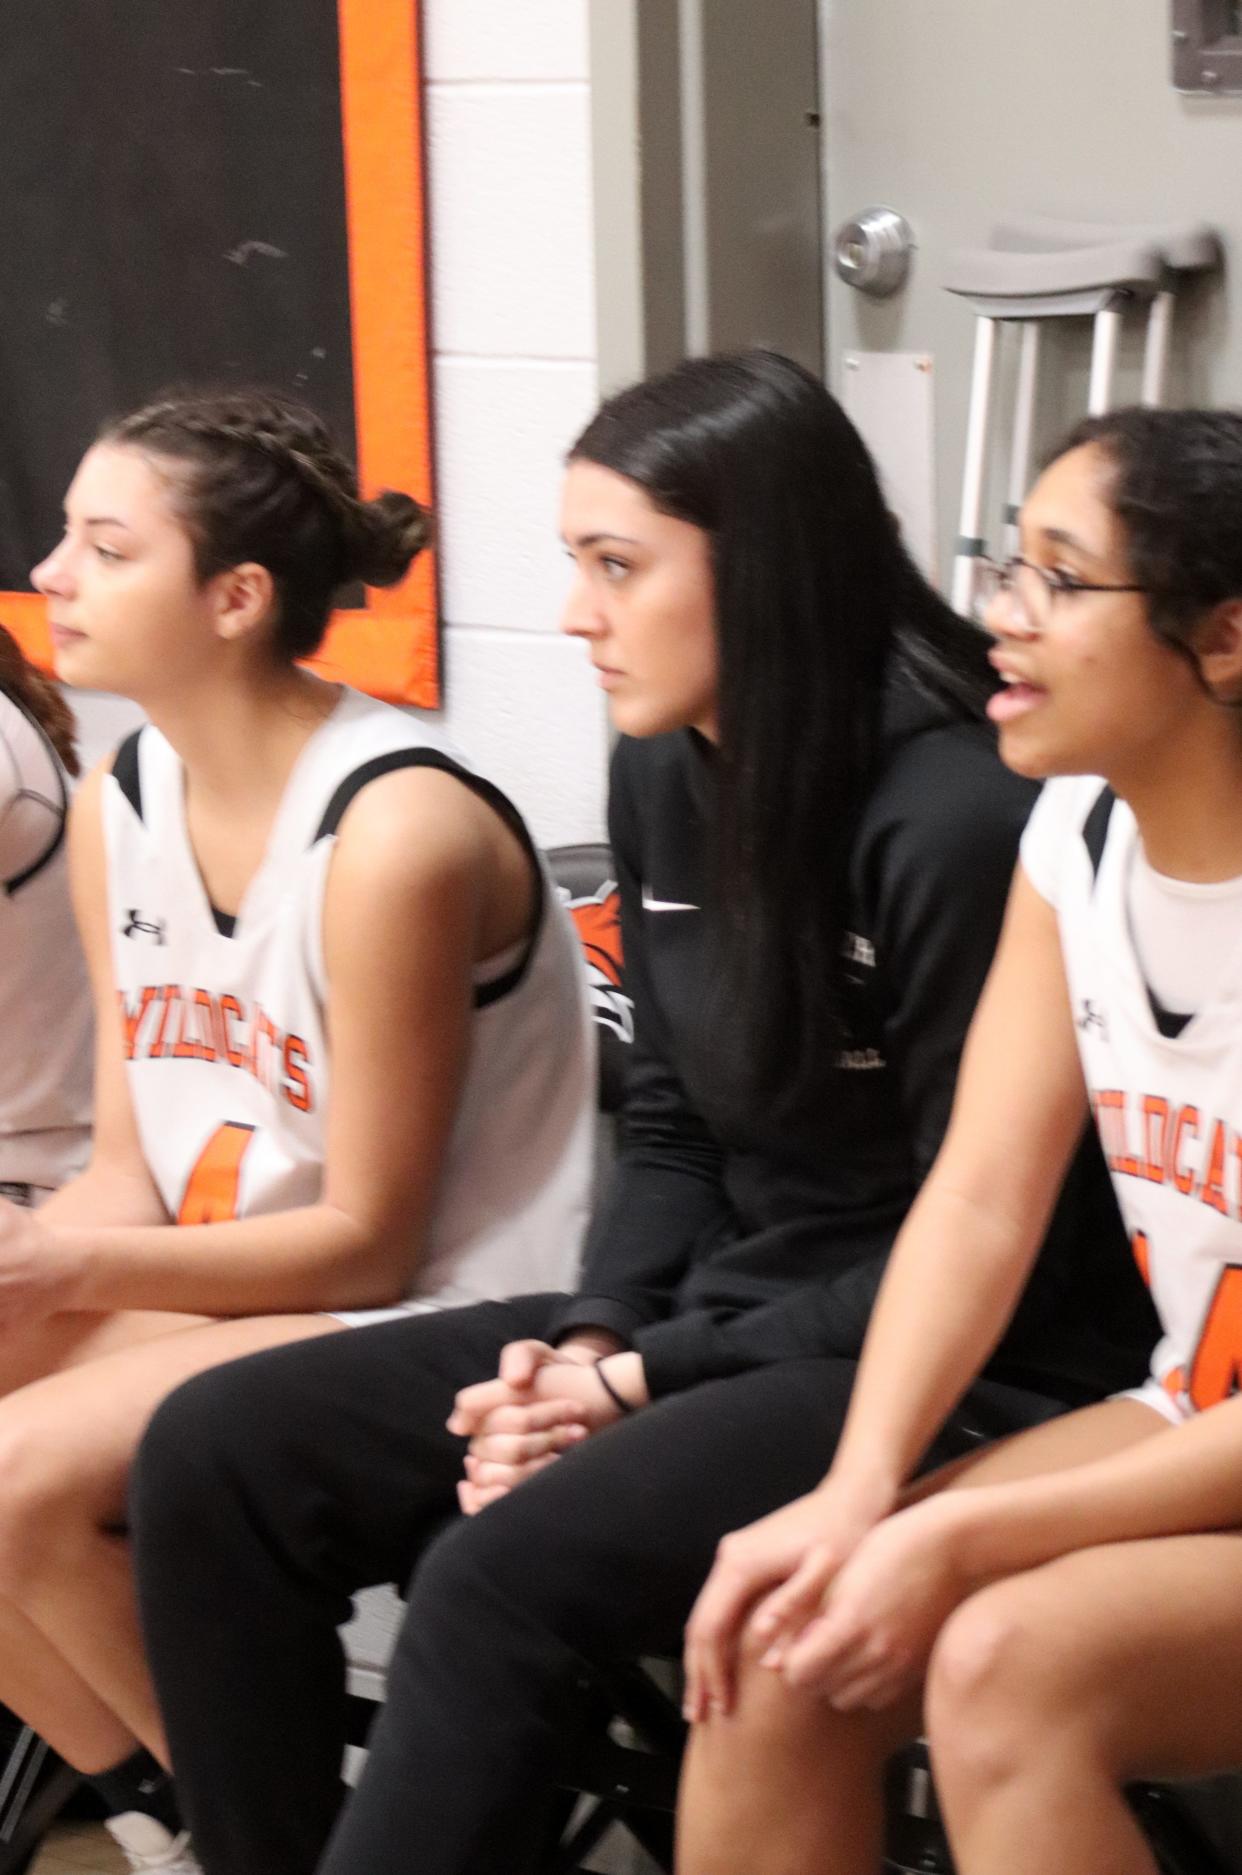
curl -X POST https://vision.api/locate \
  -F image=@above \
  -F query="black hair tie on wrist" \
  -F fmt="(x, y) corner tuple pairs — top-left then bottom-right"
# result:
(594, 1359), (635, 1415)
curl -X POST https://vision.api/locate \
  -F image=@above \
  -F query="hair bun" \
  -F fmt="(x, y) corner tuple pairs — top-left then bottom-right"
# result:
(344, 490), (432, 588)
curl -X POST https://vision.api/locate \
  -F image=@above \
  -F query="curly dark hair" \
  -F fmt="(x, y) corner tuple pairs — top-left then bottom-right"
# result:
(1055, 407), (1242, 700)
(0, 627), (79, 774)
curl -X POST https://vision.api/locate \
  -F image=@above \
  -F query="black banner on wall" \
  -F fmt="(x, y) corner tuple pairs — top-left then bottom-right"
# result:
(0, 0), (356, 586)
(0, 0), (437, 704)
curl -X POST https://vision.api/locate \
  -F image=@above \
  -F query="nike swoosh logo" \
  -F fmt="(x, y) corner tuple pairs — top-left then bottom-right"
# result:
(641, 885), (699, 912)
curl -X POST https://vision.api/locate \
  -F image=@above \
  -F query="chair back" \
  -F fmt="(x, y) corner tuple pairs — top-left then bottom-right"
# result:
(547, 844), (631, 1116)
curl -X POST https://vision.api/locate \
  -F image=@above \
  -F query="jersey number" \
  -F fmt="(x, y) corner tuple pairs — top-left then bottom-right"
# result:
(177, 1123), (256, 1226)
(1190, 1266), (1242, 1411)
(1135, 1231), (1242, 1411)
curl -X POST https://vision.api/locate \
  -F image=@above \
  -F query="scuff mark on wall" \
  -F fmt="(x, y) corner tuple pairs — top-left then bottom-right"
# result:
(224, 241), (288, 267)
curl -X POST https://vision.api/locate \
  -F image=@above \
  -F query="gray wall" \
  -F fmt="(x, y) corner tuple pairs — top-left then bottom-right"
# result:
(821, 0), (1241, 574)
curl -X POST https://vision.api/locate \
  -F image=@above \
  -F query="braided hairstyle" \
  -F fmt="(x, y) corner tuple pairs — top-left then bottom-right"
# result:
(0, 626), (79, 774)
(101, 389), (431, 662)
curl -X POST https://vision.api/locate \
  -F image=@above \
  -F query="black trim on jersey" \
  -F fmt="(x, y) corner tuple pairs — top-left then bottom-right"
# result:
(1088, 784), (1194, 1039)
(210, 904), (237, 939)
(312, 749), (545, 1009)
(1, 685), (70, 897)
(1081, 785), (1115, 882)
(1145, 986), (1192, 1041)
(111, 732), (144, 823)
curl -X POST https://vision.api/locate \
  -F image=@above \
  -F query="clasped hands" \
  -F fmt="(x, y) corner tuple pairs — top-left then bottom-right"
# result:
(446, 1335), (648, 1516)
(447, 1338), (983, 1721)
(682, 1477), (981, 1722)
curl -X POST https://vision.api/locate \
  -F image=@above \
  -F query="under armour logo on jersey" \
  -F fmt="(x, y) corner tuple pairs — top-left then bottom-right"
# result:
(1077, 999), (1108, 1039)
(122, 910), (167, 945)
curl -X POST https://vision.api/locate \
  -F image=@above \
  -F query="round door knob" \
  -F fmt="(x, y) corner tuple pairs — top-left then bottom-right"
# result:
(831, 207), (914, 298)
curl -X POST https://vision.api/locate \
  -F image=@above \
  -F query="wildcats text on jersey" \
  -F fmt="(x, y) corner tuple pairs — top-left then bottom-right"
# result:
(1093, 1087), (1240, 1219)
(119, 985), (314, 1114)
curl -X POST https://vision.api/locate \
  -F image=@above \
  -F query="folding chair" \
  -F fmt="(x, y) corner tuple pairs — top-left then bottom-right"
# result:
(0, 1714), (84, 1875)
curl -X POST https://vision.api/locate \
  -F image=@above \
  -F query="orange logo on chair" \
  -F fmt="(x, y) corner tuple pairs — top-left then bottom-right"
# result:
(565, 881), (633, 1047)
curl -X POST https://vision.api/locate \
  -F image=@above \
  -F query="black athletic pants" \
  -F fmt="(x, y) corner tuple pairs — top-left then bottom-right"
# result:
(130, 1295), (1068, 1875)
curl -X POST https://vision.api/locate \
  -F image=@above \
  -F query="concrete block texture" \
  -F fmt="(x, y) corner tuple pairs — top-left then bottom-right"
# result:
(423, 0), (588, 83)
(434, 356), (598, 634)
(415, 626), (608, 848)
(427, 84), (595, 359)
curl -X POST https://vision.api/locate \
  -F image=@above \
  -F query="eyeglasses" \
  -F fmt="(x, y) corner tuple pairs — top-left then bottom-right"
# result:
(975, 555), (1150, 627)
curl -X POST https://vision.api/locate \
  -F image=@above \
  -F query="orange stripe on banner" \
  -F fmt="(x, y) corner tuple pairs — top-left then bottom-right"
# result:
(0, 595), (53, 670)
(311, 0), (438, 706)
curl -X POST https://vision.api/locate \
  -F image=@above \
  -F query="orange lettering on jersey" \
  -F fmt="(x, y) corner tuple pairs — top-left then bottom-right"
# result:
(220, 995), (246, 1070)
(1114, 1098), (1139, 1178)
(177, 1121), (256, 1226)
(1093, 1090), (1123, 1168)
(282, 1036), (312, 1114)
(193, 989), (220, 1063)
(1161, 1365), (1186, 1402)
(148, 984), (180, 1059)
(1140, 1096), (1169, 1185)
(253, 1010), (279, 1089)
(1189, 1266), (1242, 1411)
(1200, 1119), (1230, 1217)
(1094, 1090), (1138, 1176)
(1130, 1228), (1151, 1287)
(122, 988), (315, 1110)
(171, 986), (202, 1060)
(119, 986), (158, 1060)
(1171, 1105), (1200, 1196)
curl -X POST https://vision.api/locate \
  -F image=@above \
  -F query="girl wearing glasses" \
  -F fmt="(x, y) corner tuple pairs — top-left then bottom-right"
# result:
(681, 407), (1242, 1875)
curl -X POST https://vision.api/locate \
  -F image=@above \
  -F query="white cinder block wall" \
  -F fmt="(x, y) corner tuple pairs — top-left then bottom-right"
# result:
(75, 0), (609, 849)
(414, 0), (606, 846)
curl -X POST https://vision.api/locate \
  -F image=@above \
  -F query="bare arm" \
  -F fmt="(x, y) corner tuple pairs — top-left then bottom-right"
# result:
(762, 1356), (1242, 1710)
(684, 867), (1090, 1714)
(28, 766), (518, 1318)
(824, 866), (1089, 1505)
(942, 1395), (1242, 1584)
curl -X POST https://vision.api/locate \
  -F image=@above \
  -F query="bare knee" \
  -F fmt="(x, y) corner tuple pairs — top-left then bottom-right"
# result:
(680, 1618), (902, 1875)
(729, 1614), (830, 1741)
(700, 1612), (899, 1792)
(927, 1577), (1080, 1796)
(0, 1416), (88, 1594)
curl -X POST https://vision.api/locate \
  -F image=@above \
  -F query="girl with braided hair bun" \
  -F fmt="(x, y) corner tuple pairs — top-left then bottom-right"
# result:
(0, 389), (593, 1873)
(0, 625), (92, 1205)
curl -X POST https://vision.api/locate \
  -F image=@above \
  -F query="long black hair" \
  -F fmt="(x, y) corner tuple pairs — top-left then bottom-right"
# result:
(1055, 407), (1242, 699)
(570, 349), (992, 1107)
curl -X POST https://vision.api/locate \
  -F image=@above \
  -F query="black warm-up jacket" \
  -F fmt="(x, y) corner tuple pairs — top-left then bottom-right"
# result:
(552, 679), (1157, 1402)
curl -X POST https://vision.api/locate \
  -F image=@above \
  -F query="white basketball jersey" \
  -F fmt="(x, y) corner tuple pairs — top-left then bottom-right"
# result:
(0, 689), (92, 1192)
(1022, 776), (1242, 1420)
(101, 688), (594, 1318)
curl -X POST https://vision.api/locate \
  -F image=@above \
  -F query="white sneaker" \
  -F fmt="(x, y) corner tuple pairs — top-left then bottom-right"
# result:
(104, 1811), (203, 1874)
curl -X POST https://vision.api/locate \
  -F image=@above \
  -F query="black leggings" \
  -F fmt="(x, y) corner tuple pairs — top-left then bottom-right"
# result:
(131, 1296), (1066, 1875)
